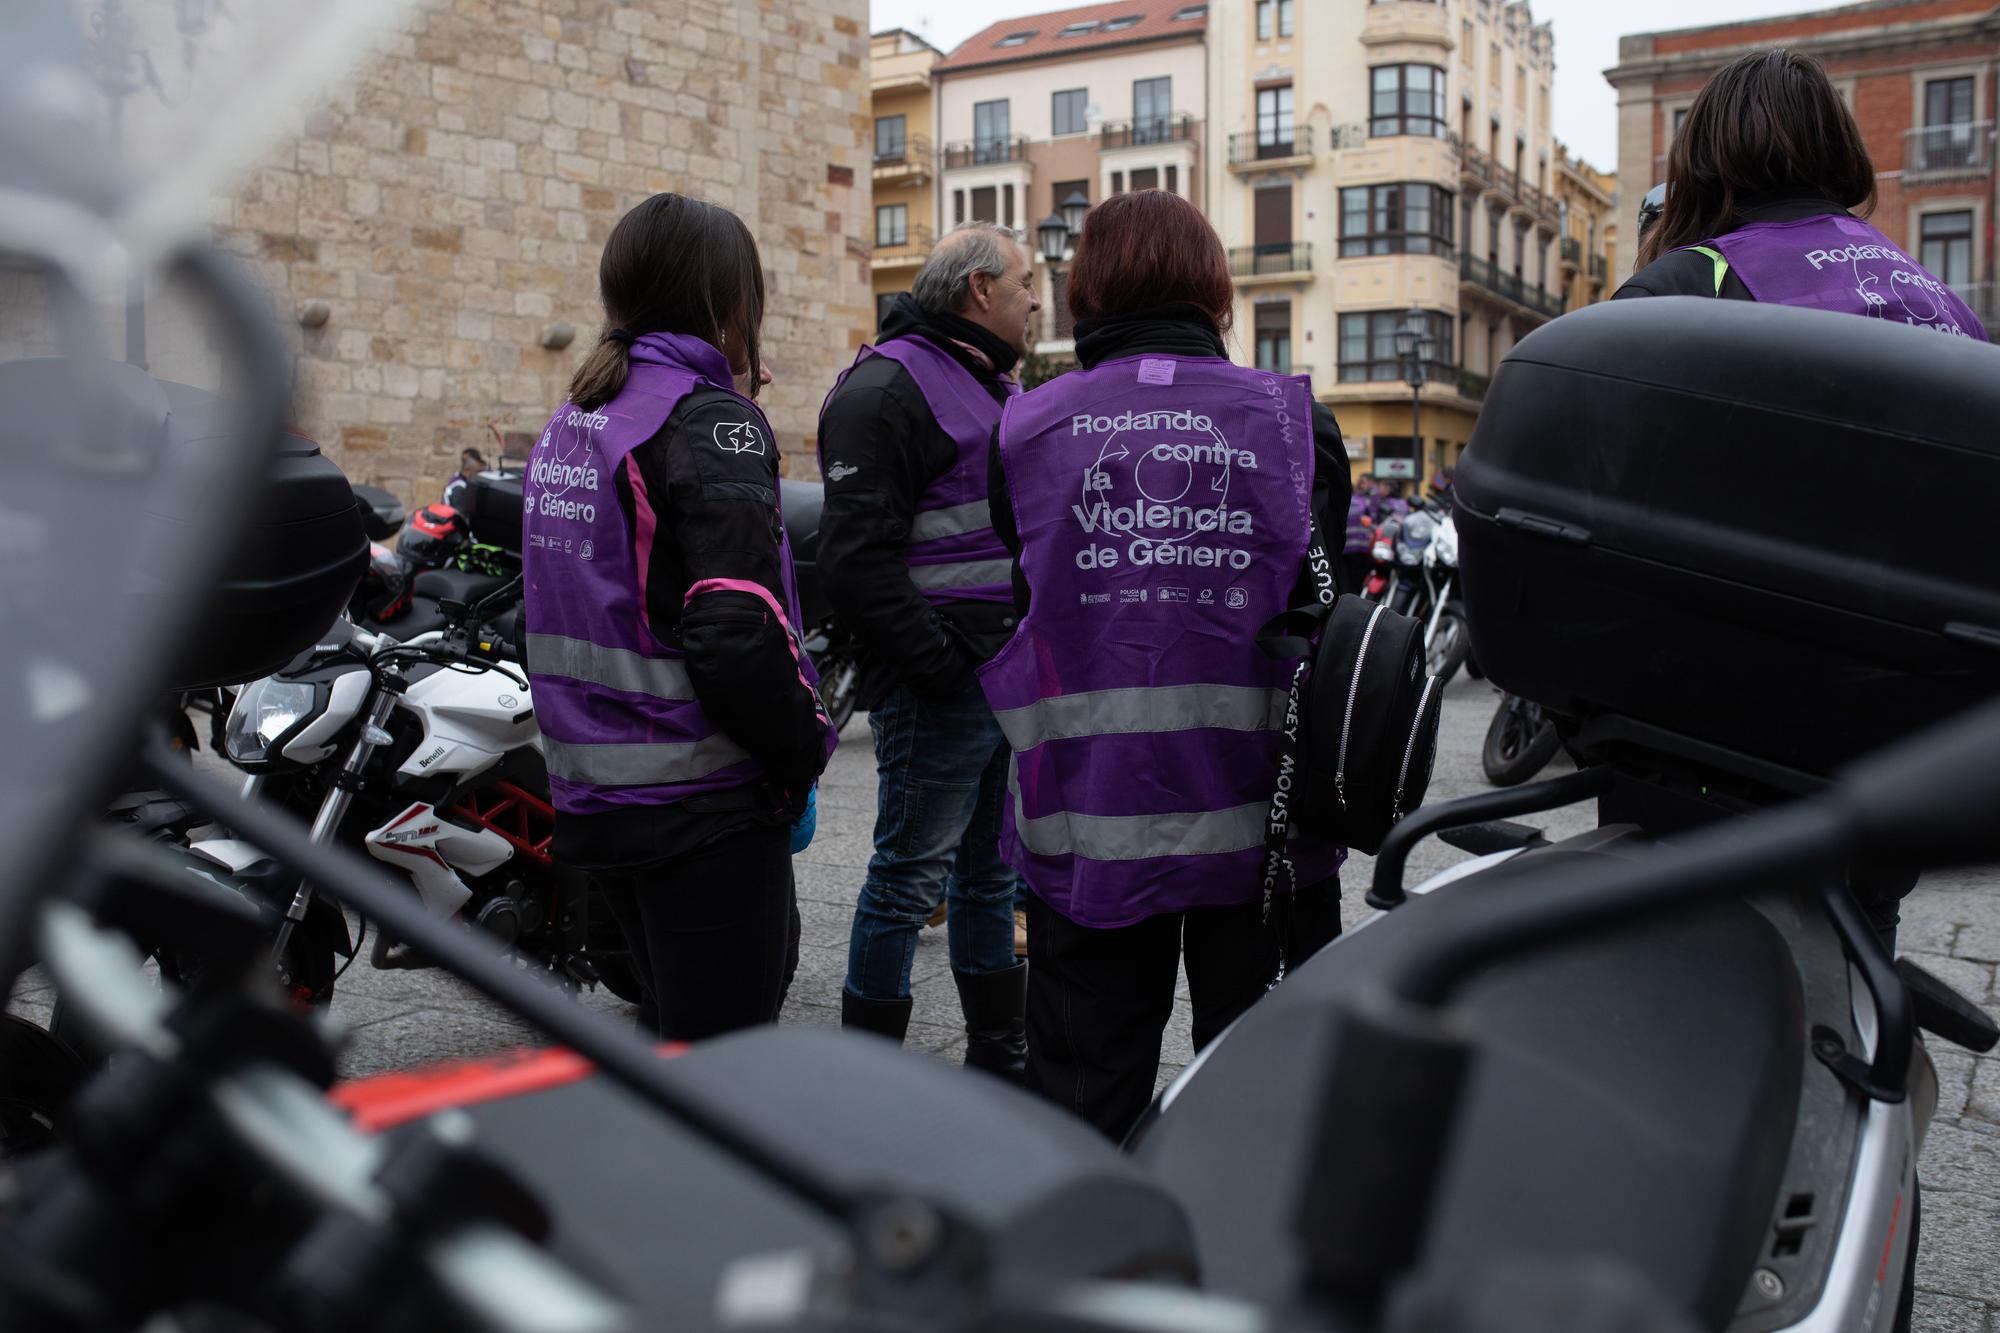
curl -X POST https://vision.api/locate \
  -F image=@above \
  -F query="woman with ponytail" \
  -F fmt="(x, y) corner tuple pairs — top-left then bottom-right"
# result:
(522, 193), (836, 1039)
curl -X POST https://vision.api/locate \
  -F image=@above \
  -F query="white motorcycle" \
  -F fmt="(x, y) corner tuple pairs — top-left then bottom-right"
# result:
(211, 580), (640, 1000)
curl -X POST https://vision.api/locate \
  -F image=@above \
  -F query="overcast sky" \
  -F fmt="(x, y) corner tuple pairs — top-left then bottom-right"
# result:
(868, 0), (1823, 170)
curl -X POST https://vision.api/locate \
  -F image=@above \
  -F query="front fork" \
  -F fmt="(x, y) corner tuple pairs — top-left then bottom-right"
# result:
(270, 683), (400, 963)
(1424, 574), (1453, 648)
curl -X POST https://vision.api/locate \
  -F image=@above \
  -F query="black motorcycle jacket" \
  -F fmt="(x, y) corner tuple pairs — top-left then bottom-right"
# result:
(539, 386), (828, 870)
(816, 294), (1021, 709)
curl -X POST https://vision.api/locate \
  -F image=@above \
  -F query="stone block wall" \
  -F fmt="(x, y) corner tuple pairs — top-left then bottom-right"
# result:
(208, 0), (870, 502)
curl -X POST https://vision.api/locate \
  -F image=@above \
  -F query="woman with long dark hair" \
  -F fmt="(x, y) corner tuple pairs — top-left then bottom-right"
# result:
(521, 193), (835, 1039)
(979, 191), (1351, 1140)
(1617, 49), (1986, 339)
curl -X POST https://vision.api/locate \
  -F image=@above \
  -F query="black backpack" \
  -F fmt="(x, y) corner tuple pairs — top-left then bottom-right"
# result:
(1260, 519), (1442, 859)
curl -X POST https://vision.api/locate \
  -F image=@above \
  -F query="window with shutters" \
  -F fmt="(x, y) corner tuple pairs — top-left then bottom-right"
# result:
(974, 100), (1011, 163)
(875, 204), (907, 248)
(1130, 167), (1160, 192)
(970, 186), (997, 223)
(1920, 78), (1977, 169)
(1256, 85), (1295, 158)
(874, 115), (906, 163)
(1053, 89), (1088, 137)
(1254, 302), (1292, 373)
(1370, 65), (1447, 138)
(1166, 165), (1178, 196)
(1134, 77), (1173, 141)
(1920, 210), (1974, 289)
(1339, 310), (1454, 383)
(1339, 183), (1454, 257)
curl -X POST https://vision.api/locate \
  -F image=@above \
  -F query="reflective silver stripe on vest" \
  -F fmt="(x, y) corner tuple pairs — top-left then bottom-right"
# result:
(909, 500), (995, 544)
(991, 684), (1285, 752)
(525, 633), (696, 701)
(910, 558), (1012, 591)
(1008, 765), (1268, 861)
(542, 732), (750, 786)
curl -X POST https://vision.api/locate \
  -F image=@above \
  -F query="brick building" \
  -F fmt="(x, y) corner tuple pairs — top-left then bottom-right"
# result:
(1606, 0), (2000, 335)
(214, 0), (871, 497)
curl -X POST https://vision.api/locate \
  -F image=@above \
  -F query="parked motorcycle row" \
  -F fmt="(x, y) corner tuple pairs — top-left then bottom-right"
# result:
(1354, 493), (1557, 787)
(6, 8), (2000, 1331)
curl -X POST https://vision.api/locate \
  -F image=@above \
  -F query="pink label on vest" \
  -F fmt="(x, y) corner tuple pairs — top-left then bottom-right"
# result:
(1137, 358), (1177, 385)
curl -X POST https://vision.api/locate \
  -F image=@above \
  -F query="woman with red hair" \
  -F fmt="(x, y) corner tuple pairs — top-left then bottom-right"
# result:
(979, 190), (1352, 1138)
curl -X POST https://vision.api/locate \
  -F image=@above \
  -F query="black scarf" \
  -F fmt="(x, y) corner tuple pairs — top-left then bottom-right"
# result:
(1074, 303), (1227, 369)
(878, 293), (1021, 378)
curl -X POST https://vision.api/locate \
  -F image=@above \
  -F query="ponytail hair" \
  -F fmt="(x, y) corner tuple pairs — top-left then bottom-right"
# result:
(565, 194), (766, 410)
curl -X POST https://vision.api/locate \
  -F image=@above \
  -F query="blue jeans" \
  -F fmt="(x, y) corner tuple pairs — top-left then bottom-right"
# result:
(845, 681), (1022, 1000)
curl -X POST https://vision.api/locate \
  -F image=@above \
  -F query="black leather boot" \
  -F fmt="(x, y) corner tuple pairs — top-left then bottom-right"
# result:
(840, 988), (912, 1044)
(953, 964), (1027, 1083)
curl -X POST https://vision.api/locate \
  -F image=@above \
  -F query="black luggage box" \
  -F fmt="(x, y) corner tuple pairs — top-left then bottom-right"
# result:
(1455, 297), (2000, 782)
(125, 375), (367, 691)
(467, 468), (524, 555)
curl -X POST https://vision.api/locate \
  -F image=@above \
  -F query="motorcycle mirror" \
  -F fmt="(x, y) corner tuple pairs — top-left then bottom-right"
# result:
(1837, 692), (2000, 867)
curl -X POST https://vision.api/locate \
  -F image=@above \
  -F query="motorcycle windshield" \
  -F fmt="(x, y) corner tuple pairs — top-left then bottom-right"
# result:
(0, 0), (410, 975)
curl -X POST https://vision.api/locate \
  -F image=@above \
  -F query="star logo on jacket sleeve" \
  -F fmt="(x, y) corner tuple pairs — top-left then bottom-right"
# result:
(714, 421), (768, 456)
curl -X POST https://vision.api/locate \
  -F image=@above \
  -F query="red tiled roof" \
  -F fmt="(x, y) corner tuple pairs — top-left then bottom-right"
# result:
(934, 0), (1207, 74)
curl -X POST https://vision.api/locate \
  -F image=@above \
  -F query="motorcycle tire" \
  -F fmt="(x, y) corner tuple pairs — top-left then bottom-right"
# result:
(1426, 606), (1472, 686)
(816, 649), (860, 735)
(1482, 693), (1562, 787)
(0, 1015), (87, 1158)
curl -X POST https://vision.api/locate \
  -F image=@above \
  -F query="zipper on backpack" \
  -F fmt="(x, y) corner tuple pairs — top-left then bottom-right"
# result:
(1390, 675), (1440, 822)
(1333, 603), (1386, 811)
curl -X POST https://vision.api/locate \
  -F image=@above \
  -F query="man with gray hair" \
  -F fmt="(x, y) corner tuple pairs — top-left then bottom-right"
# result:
(817, 222), (1040, 1077)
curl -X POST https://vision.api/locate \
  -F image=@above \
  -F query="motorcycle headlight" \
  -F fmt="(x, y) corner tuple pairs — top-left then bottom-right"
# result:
(224, 679), (318, 765)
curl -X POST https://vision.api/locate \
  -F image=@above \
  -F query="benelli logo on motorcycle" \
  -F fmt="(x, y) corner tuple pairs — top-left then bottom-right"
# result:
(1072, 409), (1214, 436)
(563, 408), (611, 429)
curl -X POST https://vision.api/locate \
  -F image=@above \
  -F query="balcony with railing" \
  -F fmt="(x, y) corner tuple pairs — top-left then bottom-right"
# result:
(1905, 122), (1995, 181)
(1229, 124), (1315, 170)
(941, 137), (1028, 170)
(1588, 253), (1608, 283)
(1560, 236), (1581, 269)
(870, 224), (934, 271)
(1229, 242), (1313, 284)
(872, 135), (933, 184)
(1100, 114), (1200, 151)
(1460, 144), (1522, 203)
(1460, 253), (1564, 321)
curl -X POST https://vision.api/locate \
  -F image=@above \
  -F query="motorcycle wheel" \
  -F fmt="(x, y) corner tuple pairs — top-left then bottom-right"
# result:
(0, 1015), (87, 1158)
(1482, 693), (1561, 787)
(816, 649), (860, 735)
(584, 892), (646, 1005)
(1426, 606), (1472, 686)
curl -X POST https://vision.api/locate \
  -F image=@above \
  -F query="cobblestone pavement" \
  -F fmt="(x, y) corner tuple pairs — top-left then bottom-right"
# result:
(12, 673), (1998, 1324)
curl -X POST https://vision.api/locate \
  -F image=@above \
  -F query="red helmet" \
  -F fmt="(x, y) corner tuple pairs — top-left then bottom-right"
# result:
(400, 503), (470, 568)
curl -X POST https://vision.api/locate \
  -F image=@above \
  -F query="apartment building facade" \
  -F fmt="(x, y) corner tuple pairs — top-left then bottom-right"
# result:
(1206, 0), (1562, 489)
(1553, 141), (1618, 315)
(870, 30), (945, 327)
(932, 0), (1212, 358)
(1607, 0), (2000, 338)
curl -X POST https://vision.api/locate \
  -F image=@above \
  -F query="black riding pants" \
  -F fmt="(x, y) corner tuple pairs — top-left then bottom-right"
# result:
(595, 821), (801, 1041)
(1024, 883), (1344, 1142)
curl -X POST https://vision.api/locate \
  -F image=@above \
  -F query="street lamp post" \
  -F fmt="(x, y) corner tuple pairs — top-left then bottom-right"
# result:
(1037, 196), (1090, 350)
(1391, 305), (1434, 496)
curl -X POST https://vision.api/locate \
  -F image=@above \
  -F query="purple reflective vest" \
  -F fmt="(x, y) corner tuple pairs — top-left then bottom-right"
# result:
(977, 355), (1346, 928)
(1700, 214), (1989, 340)
(523, 332), (831, 817)
(822, 335), (1019, 604)
(1344, 493), (1379, 554)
